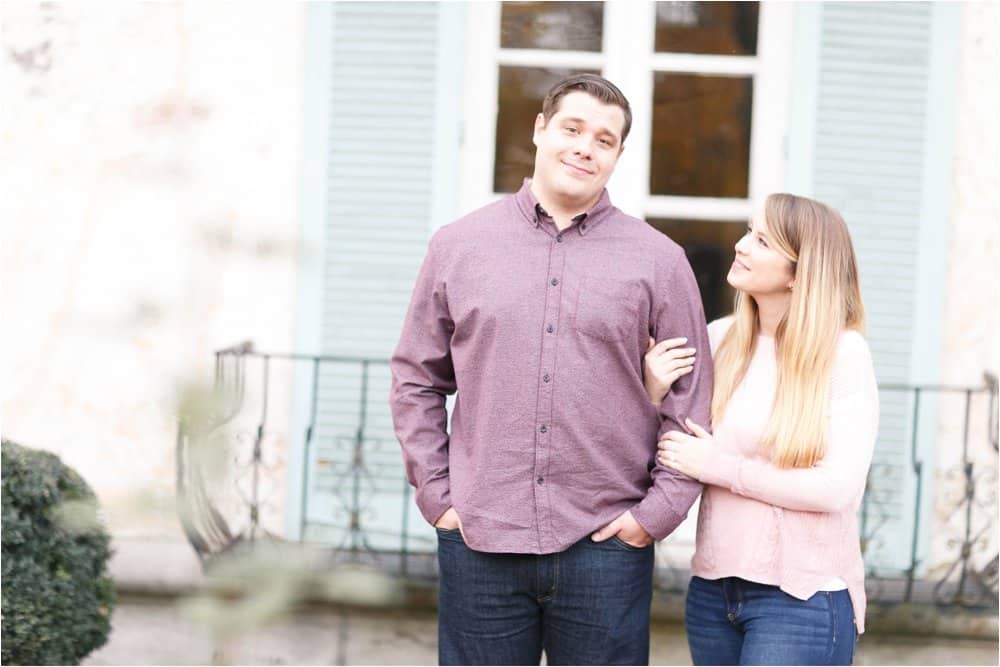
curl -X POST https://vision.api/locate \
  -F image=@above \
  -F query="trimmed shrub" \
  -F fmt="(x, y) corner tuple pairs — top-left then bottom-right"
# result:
(1, 439), (116, 665)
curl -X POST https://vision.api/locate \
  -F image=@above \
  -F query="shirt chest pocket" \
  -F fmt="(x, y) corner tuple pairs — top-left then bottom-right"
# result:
(573, 277), (641, 342)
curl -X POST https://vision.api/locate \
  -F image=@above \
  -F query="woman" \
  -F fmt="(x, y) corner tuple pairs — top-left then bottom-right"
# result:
(645, 193), (878, 666)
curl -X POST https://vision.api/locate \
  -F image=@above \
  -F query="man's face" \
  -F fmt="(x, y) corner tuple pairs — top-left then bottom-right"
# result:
(531, 91), (626, 208)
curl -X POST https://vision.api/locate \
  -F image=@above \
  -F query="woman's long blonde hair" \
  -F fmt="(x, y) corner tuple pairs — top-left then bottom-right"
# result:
(712, 193), (865, 468)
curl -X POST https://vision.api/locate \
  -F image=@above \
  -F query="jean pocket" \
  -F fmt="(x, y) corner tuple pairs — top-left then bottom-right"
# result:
(610, 535), (651, 552)
(436, 527), (463, 541)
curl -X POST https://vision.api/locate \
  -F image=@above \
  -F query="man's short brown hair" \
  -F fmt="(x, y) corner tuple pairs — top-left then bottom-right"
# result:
(540, 73), (632, 144)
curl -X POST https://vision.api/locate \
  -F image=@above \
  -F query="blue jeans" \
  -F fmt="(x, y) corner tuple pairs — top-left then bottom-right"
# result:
(685, 576), (857, 665)
(436, 528), (655, 665)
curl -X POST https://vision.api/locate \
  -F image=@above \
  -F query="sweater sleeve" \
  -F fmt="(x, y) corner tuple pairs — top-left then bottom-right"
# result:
(389, 232), (457, 526)
(699, 332), (879, 514)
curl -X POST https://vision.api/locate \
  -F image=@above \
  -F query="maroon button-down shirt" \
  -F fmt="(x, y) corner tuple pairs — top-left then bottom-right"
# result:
(390, 181), (712, 554)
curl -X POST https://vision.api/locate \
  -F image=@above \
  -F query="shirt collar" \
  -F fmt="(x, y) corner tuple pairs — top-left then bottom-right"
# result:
(512, 178), (613, 236)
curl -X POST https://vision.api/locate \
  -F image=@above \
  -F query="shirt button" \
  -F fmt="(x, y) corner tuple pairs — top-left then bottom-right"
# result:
(556, 234), (563, 243)
(550, 278), (558, 286)
(543, 374), (550, 382)
(546, 324), (554, 333)
(537, 477), (544, 485)
(540, 425), (547, 433)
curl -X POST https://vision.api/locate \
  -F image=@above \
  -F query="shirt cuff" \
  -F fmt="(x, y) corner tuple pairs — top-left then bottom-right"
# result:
(631, 494), (685, 542)
(416, 477), (452, 526)
(699, 450), (742, 490)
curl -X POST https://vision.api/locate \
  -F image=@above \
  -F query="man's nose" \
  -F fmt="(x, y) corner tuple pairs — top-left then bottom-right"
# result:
(572, 135), (592, 158)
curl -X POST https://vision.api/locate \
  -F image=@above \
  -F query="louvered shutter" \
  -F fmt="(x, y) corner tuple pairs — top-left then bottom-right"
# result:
(305, 2), (448, 552)
(810, 2), (939, 572)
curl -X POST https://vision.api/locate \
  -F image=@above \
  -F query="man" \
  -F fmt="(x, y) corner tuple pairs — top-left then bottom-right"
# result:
(390, 74), (712, 665)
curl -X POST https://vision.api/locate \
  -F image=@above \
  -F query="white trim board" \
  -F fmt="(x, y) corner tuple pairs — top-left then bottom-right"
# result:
(288, 1), (336, 540)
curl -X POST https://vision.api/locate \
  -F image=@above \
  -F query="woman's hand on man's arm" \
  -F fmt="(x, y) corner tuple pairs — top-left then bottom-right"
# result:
(643, 336), (696, 406)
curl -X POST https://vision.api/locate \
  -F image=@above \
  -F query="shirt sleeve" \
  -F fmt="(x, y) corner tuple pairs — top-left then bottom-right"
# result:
(699, 332), (879, 513)
(389, 232), (457, 526)
(631, 248), (713, 540)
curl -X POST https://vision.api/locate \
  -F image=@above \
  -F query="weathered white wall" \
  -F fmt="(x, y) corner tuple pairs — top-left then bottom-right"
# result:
(928, 0), (999, 576)
(944, 2), (1000, 384)
(2, 2), (305, 538)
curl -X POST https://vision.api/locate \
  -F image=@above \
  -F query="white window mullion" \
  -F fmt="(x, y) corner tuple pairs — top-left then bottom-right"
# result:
(646, 196), (753, 222)
(650, 53), (758, 76)
(496, 48), (605, 70)
(603, 0), (655, 219)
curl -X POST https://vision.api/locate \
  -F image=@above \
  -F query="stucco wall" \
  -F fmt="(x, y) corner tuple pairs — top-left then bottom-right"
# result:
(945, 2), (1000, 382)
(927, 0), (999, 576)
(2, 2), (305, 538)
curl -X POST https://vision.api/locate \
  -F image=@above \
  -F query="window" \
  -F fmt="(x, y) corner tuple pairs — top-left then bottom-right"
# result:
(460, 1), (793, 322)
(501, 1), (604, 51)
(654, 1), (758, 55)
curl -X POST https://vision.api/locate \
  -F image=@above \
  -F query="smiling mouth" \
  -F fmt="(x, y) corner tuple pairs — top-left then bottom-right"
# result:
(732, 259), (750, 271)
(561, 161), (593, 176)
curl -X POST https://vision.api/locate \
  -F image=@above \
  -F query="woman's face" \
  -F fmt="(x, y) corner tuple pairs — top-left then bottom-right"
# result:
(727, 210), (796, 298)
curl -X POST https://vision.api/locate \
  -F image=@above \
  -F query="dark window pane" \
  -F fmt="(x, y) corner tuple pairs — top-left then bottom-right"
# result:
(501, 2), (604, 52)
(494, 66), (600, 193)
(650, 73), (751, 198)
(655, 1), (758, 55)
(647, 218), (745, 322)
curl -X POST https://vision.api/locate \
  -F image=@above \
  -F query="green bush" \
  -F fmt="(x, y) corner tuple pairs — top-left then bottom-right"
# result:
(1, 439), (116, 665)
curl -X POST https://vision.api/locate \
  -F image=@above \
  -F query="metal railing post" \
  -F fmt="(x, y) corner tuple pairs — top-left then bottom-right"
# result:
(349, 360), (371, 553)
(250, 356), (270, 544)
(299, 358), (321, 542)
(955, 390), (975, 604)
(905, 388), (922, 602)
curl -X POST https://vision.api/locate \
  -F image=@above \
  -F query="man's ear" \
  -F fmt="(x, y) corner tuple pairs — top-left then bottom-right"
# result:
(619, 142), (626, 156)
(532, 112), (546, 146)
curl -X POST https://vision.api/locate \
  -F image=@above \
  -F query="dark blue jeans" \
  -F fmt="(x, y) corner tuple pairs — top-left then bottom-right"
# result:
(685, 576), (857, 665)
(436, 528), (654, 665)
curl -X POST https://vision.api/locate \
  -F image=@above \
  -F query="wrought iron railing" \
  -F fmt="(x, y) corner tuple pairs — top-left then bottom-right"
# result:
(176, 343), (998, 610)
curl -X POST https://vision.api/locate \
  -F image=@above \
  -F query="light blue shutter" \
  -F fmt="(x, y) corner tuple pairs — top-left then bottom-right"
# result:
(304, 2), (453, 552)
(809, 2), (943, 572)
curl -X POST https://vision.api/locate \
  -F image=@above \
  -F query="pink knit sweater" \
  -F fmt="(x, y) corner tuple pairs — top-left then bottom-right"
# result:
(692, 317), (879, 633)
